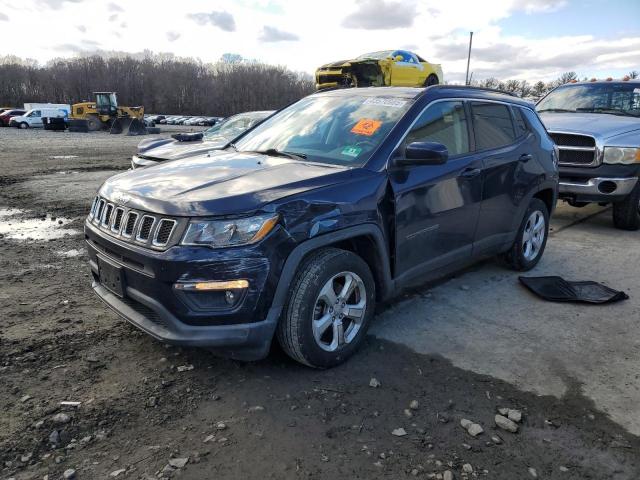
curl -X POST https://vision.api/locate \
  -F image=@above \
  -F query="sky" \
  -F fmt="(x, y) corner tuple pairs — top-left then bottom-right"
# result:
(0, 0), (638, 83)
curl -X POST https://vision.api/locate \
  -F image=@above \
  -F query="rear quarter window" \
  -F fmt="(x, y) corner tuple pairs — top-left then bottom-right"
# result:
(512, 107), (529, 138)
(520, 107), (550, 138)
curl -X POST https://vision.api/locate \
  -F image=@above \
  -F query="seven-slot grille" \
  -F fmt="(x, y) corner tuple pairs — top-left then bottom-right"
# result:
(88, 196), (179, 249)
(548, 132), (599, 167)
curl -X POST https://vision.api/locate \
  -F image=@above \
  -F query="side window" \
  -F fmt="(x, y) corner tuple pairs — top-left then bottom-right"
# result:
(404, 101), (470, 157)
(471, 102), (516, 150)
(513, 107), (529, 138)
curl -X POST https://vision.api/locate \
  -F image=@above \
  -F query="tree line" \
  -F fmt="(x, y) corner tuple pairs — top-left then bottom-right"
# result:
(471, 70), (639, 99)
(0, 53), (315, 116)
(1, 53), (637, 113)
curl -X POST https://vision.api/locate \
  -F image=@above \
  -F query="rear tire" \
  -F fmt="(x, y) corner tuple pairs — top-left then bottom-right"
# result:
(277, 248), (375, 368)
(503, 198), (549, 271)
(425, 74), (439, 86)
(612, 183), (640, 231)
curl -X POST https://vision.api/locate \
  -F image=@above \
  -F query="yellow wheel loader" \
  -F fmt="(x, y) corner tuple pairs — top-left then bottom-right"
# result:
(69, 92), (146, 135)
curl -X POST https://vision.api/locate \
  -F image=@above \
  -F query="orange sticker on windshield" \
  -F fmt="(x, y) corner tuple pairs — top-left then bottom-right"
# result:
(351, 118), (382, 136)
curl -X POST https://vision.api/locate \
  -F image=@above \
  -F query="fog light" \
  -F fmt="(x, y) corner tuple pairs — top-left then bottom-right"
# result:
(225, 290), (236, 304)
(174, 280), (249, 291)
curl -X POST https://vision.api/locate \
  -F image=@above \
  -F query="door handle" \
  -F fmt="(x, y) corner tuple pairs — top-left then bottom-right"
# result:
(460, 167), (481, 178)
(519, 153), (533, 162)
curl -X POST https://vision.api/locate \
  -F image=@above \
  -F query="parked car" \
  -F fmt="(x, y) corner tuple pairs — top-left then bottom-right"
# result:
(537, 79), (640, 229)
(131, 110), (273, 169)
(316, 50), (443, 90)
(88, 86), (557, 367)
(10, 108), (68, 129)
(0, 109), (26, 126)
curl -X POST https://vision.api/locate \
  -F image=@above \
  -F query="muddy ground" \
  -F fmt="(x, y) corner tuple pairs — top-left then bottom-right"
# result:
(0, 127), (638, 480)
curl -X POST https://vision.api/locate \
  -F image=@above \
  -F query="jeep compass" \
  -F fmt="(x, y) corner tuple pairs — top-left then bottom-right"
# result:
(86, 86), (558, 367)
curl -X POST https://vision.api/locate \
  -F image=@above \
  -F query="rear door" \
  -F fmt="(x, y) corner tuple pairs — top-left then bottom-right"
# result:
(390, 100), (484, 277)
(470, 102), (540, 254)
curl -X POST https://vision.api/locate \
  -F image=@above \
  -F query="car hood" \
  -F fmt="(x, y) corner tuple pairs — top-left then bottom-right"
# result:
(539, 112), (640, 141)
(100, 151), (354, 216)
(137, 137), (229, 161)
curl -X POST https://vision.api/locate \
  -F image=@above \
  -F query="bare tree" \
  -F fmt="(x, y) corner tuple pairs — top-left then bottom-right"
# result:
(0, 53), (315, 116)
(628, 70), (639, 79)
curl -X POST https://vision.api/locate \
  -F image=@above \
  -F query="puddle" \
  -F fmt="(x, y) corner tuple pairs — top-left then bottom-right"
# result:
(0, 208), (80, 241)
(57, 249), (84, 258)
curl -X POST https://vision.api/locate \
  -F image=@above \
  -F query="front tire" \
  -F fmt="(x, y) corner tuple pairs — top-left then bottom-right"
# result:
(277, 248), (375, 368)
(86, 115), (101, 131)
(612, 183), (640, 231)
(19, 122), (29, 129)
(504, 198), (549, 271)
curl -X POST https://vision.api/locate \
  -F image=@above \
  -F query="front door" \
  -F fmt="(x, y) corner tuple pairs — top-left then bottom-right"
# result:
(28, 110), (42, 126)
(389, 51), (422, 86)
(390, 100), (483, 277)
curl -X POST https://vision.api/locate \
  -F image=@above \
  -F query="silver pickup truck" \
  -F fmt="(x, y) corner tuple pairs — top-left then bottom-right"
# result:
(537, 80), (640, 230)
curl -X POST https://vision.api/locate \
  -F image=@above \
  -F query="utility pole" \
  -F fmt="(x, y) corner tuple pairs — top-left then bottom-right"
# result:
(465, 31), (473, 86)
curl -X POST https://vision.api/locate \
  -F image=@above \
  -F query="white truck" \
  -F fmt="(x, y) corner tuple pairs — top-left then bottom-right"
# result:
(11, 106), (70, 129)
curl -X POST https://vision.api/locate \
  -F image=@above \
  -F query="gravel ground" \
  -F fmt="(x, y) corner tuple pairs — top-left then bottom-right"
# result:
(0, 127), (638, 480)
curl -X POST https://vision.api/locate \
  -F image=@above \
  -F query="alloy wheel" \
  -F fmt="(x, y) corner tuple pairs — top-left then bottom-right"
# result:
(522, 210), (546, 261)
(312, 271), (366, 352)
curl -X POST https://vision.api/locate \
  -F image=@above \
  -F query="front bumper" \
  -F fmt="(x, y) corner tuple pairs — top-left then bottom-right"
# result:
(85, 219), (292, 360)
(92, 281), (280, 360)
(559, 176), (638, 198)
(559, 164), (640, 203)
(131, 155), (161, 169)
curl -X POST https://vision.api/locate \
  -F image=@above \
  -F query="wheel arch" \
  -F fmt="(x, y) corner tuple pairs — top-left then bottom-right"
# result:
(271, 225), (394, 314)
(533, 187), (556, 215)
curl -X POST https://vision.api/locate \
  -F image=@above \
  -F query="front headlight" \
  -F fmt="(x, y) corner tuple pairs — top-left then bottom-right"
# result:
(181, 213), (279, 248)
(603, 147), (640, 165)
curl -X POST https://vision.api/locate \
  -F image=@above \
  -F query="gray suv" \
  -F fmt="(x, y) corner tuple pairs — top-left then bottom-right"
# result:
(537, 80), (640, 230)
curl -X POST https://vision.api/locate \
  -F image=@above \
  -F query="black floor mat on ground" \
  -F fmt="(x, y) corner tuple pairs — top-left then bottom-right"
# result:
(519, 276), (629, 304)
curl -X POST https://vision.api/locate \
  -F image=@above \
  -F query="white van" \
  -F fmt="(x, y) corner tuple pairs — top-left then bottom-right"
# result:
(10, 108), (68, 129)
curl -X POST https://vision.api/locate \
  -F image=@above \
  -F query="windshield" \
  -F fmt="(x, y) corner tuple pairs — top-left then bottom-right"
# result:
(537, 83), (640, 117)
(204, 113), (270, 140)
(356, 50), (393, 60)
(233, 94), (412, 166)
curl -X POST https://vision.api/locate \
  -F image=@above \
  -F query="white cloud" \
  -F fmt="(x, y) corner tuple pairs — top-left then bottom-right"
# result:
(342, 0), (418, 30)
(187, 10), (236, 32)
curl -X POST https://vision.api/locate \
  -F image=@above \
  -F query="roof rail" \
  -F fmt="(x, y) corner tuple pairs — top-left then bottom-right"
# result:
(427, 84), (520, 97)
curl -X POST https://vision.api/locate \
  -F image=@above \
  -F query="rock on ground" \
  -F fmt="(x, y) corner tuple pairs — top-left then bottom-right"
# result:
(495, 414), (519, 433)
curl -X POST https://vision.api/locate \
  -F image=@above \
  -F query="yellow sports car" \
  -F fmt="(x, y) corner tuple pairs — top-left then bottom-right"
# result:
(315, 50), (443, 90)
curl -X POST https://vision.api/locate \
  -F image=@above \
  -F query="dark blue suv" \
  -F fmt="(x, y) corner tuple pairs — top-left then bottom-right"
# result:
(85, 86), (558, 368)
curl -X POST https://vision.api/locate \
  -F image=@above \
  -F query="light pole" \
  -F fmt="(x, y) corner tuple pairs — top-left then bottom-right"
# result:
(465, 31), (473, 86)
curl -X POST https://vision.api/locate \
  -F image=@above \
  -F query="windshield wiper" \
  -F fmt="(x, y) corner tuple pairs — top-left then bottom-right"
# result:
(243, 148), (307, 161)
(537, 108), (574, 113)
(576, 107), (637, 117)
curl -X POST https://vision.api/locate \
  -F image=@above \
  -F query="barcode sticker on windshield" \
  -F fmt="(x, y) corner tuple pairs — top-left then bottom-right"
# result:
(363, 97), (407, 108)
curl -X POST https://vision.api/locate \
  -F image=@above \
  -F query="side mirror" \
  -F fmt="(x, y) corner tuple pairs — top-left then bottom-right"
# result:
(396, 142), (449, 166)
(394, 55), (404, 62)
